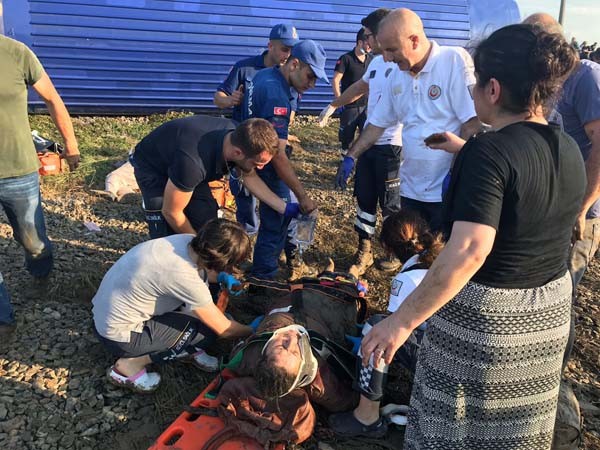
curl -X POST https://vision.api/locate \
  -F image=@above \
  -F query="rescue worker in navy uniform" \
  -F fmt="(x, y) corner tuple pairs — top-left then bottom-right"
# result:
(332, 28), (372, 156)
(213, 24), (300, 236)
(240, 40), (327, 279)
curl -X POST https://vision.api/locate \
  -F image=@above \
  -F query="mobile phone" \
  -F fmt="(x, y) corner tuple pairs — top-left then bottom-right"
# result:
(424, 133), (448, 146)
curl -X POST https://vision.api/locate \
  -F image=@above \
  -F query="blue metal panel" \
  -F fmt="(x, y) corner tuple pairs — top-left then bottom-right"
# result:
(2, 0), (519, 114)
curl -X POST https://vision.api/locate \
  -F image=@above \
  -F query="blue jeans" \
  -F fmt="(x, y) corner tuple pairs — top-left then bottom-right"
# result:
(0, 172), (52, 325)
(0, 172), (53, 278)
(251, 163), (295, 279)
(0, 272), (14, 325)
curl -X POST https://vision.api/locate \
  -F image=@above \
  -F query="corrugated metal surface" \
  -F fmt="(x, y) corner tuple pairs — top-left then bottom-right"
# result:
(1, 0), (518, 114)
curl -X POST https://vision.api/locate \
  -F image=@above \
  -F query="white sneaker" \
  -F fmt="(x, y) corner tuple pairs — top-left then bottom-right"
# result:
(107, 366), (161, 393)
(191, 349), (219, 372)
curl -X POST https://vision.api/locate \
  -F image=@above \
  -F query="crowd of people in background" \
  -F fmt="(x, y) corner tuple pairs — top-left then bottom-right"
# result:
(571, 36), (600, 63)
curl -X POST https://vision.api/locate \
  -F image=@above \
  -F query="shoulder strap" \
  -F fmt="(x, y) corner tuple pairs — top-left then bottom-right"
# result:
(308, 330), (356, 383)
(401, 263), (428, 273)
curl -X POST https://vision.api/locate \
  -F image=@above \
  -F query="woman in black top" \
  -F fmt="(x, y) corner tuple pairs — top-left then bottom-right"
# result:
(361, 24), (584, 450)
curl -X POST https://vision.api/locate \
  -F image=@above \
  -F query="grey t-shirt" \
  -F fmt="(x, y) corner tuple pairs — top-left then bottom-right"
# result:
(557, 59), (600, 218)
(92, 234), (212, 342)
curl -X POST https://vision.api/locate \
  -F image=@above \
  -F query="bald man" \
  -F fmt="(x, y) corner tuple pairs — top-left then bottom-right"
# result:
(335, 8), (480, 231)
(524, 13), (600, 368)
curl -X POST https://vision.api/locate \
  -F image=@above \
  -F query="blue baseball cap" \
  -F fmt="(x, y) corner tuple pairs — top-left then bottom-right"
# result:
(269, 24), (300, 47)
(291, 40), (329, 84)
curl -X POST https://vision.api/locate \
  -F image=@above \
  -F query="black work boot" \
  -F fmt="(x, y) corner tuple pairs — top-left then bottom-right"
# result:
(375, 254), (402, 272)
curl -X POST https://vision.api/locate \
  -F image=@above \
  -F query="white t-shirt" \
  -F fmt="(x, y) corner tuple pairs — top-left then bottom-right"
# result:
(92, 234), (212, 342)
(369, 41), (476, 202)
(361, 55), (403, 146)
(387, 254), (427, 314)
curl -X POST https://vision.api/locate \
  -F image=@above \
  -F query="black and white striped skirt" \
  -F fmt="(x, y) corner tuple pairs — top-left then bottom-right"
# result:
(404, 272), (572, 450)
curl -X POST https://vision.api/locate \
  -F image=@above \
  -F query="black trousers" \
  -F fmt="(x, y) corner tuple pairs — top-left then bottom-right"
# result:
(339, 106), (367, 150)
(131, 155), (217, 239)
(353, 144), (402, 240)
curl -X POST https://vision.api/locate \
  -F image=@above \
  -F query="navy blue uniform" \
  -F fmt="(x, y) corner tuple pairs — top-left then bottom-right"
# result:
(217, 52), (300, 122)
(218, 53), (267, 235)
(217, 52), (267, 123)
(240, 67), (298, 278)
(334, 50), (372, 150)
(218, 53), (300, 236)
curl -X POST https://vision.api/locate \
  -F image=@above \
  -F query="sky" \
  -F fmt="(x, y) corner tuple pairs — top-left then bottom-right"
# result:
(517, 0), (600, 44)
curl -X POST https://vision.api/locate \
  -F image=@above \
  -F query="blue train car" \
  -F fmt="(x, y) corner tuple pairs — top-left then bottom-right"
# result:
(1, 0), (520, 114)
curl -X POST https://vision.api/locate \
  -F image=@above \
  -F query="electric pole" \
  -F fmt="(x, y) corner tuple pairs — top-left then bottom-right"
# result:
(559, 0), (566, 25)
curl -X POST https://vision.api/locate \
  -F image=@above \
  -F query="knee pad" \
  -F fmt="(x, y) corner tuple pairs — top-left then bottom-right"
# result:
(355, 350), (389, 401)
(354, 314), (390, 401)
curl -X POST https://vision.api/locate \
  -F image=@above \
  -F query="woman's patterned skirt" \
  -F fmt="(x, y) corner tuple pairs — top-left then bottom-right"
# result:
(404, 272), (572, 450)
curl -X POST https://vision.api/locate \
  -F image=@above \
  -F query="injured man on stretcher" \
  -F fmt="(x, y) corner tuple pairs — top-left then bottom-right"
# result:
(213, 211), (442, 445)
(216, 256), (427, 445)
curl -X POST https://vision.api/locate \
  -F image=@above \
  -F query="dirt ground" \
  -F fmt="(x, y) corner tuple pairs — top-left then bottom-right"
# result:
(0, 115), (599, 450)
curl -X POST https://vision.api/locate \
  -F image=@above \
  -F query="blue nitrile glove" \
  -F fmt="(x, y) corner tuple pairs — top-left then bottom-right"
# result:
(284, 202), (301, 218)
(217, 272), (243, 296)
(345, 334), (362, 355)
(335, 156), (355, 190)
(441, 170), (452, 198)
(249, 315), (265, 333)
(356, 280), (368, 296)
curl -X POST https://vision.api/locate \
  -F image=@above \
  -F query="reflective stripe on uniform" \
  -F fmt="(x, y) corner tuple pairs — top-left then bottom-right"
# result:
(355, 207), (376, 236)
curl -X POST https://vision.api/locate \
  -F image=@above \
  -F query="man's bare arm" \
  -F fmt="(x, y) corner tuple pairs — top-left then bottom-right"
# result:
(346, 124), (385, 160)
(574, 119), (600, 240)
(332, 71), (343, 98)
(459, 116), (482, 140)
(32, 73), (80, 170)
(161, 180), (196, 234)
(332, 79), (369, 108)
(213, 86), (244, 109)
(271, 139), (316, 214)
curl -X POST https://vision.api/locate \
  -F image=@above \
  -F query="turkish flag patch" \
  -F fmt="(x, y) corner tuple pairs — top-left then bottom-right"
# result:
(273, 107), (288, 116)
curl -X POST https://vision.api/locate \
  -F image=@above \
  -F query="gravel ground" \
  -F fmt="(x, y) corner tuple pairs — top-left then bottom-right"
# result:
(0, 116), (599, 450)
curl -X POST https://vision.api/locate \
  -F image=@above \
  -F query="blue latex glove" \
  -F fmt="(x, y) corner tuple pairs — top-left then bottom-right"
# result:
(217, 272), (243, 296)
(356, 280), (368, 296)
(345, 334), (363, 355)
(335, 156), (355, 190)
(283, 202), (301, 218)
(441, 170), (452, 198)
(249, 315), (265, 333)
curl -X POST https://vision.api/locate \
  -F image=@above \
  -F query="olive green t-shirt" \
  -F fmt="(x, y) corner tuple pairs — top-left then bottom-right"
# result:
(0, 35), (44, 178)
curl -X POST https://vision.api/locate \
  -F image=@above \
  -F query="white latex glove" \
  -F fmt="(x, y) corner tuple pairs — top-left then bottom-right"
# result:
(318, 104), (337, 127)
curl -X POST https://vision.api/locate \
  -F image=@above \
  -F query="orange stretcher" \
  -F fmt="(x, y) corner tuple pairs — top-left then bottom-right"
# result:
(149, 369), (284, 450)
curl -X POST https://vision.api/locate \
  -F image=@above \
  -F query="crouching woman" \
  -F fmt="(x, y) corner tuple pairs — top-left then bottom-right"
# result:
(92, 218), (255, 393)
(330, 210), (444, 437)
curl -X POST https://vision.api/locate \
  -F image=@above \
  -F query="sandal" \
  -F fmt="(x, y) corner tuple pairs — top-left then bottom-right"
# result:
(328, 411), (388, 438)
(107, 366), (161, 393)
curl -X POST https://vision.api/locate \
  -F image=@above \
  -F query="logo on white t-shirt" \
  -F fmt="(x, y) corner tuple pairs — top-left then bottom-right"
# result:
(391, 279), (403, 296)
(428, 84), (441, 100)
